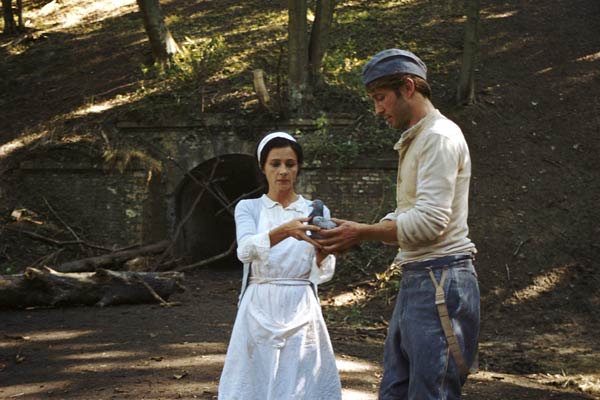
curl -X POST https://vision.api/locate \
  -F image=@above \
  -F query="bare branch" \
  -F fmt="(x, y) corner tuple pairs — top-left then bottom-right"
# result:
(157, 158), (221, 265)
(215, 185), (265, 217)
(5, 226), (113, 252)
(175, 240), (236, 272)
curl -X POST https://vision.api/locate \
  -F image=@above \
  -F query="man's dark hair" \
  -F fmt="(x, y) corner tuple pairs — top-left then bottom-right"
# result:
(366, 73), (432, 99)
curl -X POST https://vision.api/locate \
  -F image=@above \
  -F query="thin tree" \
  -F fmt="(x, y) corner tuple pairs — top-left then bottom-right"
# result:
(136, 0), (180, 64)
(15, 0), (22, 29)
(308, 0), (335, 87)
(288, 0), (309, 113)
(456, 0), (480, 105)
(288, 0), (336, 114)
(2, 0), (16, 34)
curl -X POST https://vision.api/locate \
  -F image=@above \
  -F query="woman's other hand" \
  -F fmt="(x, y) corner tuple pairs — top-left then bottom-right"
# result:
(269, 217), (323, 249)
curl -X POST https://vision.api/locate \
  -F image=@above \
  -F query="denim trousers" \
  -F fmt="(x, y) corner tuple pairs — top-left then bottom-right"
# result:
(379, 258), (480, 400)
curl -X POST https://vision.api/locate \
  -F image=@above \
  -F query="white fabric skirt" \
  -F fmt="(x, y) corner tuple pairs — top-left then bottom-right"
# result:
(218, 282), (342, 400)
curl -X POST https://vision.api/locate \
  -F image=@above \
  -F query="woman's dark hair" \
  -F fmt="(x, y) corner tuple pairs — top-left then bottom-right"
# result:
(257, 137), (304, 172)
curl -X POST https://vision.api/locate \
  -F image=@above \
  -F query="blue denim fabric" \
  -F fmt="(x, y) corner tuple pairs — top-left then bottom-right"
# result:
(379, 258), (480, 400)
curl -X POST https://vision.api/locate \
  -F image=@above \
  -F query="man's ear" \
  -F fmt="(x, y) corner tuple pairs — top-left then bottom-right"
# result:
(403, 77), (416, 98)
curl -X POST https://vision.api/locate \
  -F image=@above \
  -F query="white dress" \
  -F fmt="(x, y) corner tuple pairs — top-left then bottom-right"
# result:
(218, 195), (342, 400)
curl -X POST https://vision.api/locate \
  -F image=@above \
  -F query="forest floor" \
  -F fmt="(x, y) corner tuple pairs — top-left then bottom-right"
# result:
(0, 265), (598, 400)
(1, 0), (600, 399)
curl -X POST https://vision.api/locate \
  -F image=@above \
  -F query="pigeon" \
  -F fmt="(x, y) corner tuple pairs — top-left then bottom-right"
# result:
(308, 199), (337, 240)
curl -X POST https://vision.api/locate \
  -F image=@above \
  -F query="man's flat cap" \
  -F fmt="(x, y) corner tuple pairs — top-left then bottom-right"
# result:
(361, 49), (427, 85)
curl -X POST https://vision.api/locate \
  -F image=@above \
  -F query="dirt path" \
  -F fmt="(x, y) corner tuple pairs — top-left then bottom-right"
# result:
(1, 266), (596, 400)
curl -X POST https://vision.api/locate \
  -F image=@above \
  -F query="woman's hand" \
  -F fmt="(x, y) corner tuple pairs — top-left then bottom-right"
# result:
(269, 217), (323, 249)
(314, 246), (330, 266)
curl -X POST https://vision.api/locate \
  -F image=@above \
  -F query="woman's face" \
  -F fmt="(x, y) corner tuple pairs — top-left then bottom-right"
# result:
(263, 146), (299, 194)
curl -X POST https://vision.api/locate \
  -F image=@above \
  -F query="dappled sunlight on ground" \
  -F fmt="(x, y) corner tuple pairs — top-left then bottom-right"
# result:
(0, 380), (73, 399)
(575, 51), (600, 62)
(0, 132), (48, 160)
(337, 356), (377, 373)
(58, 349), (138, 361)
(484, 10), (518, 19)
(342, 387), (378, 400)
(472, 371), (600, 398)
(72, 93), (138, 117)
(328, 288), (369, 307)
(31, 0), (137, 31)
(502, 265), (570, 305)
(337, 355), (381, 399)
(17, 329), (95, 341)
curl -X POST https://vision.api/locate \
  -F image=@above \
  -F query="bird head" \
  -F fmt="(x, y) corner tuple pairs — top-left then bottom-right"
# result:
(308, 199), (325, 219)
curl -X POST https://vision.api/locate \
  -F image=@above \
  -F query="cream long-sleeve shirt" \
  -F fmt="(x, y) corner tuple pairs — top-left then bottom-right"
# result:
(382, 109), (476, 264)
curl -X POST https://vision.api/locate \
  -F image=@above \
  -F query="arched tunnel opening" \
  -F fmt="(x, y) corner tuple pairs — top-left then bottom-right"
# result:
(174, 154), (263, 270)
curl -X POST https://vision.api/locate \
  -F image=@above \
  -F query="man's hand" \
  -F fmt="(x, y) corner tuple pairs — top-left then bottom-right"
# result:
(315, 218), (363, 254)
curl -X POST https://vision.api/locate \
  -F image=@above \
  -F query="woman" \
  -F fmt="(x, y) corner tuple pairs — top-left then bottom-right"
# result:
(218, 132), (342, 400)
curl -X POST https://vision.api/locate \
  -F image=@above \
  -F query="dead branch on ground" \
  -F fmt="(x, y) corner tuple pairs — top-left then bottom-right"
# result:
(0, 267), (185, 309)
(55, 240), (170, 273)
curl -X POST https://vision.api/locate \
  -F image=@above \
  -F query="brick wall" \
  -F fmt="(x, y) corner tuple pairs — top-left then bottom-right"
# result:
(15, 150), (150, 247)
(13, 158), (398, 250)
(299, 167), (397, 223)
(6, 119), (401, 254)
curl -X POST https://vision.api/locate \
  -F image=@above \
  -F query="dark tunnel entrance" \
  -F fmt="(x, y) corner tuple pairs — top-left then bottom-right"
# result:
(174, 154), (263, 270)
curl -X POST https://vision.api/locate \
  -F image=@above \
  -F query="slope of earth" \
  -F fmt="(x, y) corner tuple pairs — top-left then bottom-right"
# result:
(0, 0), (599, 398)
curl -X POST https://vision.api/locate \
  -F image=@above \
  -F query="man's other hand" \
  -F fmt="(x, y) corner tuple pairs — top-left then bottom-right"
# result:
(316, 218), (363, 254)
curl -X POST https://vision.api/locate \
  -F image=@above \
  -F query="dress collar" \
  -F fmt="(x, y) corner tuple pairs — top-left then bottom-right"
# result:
(393, 109), (441, 151)
(261, 194), (306, 212)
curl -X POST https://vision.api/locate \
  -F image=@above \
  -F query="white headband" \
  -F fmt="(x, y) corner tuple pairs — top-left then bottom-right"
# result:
(256, 132), (297, 163)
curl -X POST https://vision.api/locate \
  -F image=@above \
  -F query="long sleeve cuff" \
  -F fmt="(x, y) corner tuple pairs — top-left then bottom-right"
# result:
(379, 212), (400, 246)
(236, 231), (271, 264)
(380, 211), (398, 222)
(310, 254), (336, 285)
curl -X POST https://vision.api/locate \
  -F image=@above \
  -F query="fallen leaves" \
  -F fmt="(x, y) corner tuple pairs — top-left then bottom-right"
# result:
(173, 371), (189, 380)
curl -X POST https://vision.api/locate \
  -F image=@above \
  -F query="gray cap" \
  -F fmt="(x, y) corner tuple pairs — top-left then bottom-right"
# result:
(361, 49), (427, 85)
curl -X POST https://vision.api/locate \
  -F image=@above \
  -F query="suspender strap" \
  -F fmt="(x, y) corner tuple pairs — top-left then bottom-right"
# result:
(427, 268), (470, 379)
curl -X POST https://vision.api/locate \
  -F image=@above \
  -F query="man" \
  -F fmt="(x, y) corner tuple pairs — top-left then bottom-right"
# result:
(318, 49), (480, 399)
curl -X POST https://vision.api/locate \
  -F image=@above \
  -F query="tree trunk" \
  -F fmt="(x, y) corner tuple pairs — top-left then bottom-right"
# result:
(55, 240), (170, 273)
(444, 0), (462, 16)
(1, 0), (16, 34)
(252, 69), (272, 111)
(308, 0), (335, 87)
(288, 0), (309, 114)
(136, 0), (180, 64)
(456, 0), (480, 105)
(15, 0), (22, 29)
(0, 267), (184, 308)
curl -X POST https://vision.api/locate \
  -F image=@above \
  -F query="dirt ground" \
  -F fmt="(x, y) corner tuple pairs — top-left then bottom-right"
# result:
(0, 256), (598, 400)
(0, 265), (597, 400)
(1, 0), (600, 398)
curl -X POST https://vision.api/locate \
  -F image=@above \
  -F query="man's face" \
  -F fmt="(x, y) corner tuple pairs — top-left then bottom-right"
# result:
(369, 87), (411, 130)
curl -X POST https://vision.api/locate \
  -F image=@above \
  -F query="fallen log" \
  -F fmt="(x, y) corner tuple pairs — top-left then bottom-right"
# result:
(55, 240), (170, 272)
(0, 267), (185, 308)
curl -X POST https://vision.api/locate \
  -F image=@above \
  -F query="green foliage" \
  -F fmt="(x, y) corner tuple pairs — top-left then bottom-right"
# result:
(301, 113), (360, 168)
(324, 242), (401, 324)
(322, 42), (364, 92)
(103, 146), (163, 174)
(140, 35), (229, 84)
(301, 112), (398, 168)
(175, 35), (229, 83)
(337, 242), (398, 279)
